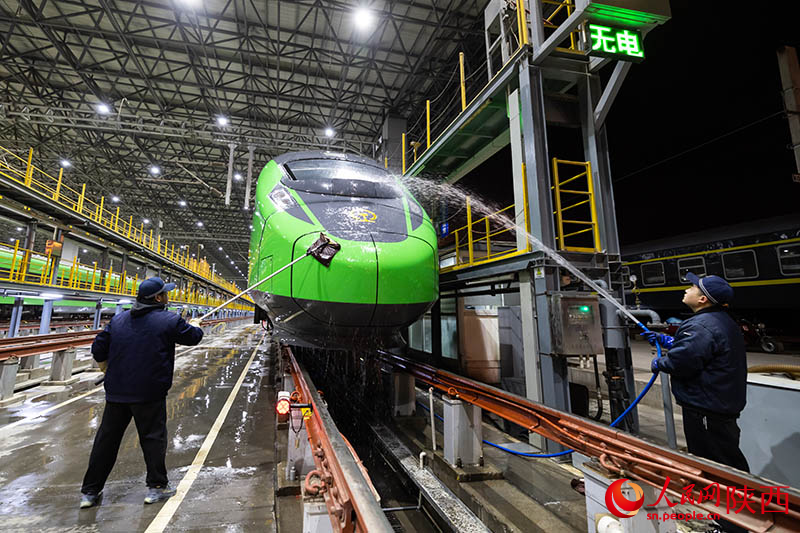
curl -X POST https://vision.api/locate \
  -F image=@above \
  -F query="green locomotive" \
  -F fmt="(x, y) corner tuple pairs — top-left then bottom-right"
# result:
(248, 151), (438, 346)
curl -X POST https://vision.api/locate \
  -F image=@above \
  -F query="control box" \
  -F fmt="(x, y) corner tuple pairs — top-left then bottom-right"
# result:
(548, 292), (604, 355)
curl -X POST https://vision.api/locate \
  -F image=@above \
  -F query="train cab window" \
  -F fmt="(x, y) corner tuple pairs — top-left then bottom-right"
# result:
(641, 262), (665, 286)
(677, 257), (706, 282)
(778, 244), (800, 276)
(282, 159), (401, 198)
(722, 250), (758, 280)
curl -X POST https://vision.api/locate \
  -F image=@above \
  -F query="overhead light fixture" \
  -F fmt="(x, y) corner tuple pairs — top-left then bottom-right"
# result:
(40, 292), (63, 300)
(325, 127), (335, 138)
(218, 246), (223, 251)
(149, 165), (161, 175)
(143, 218), (150, 224)
(196, 221), (204, 227)
(82, 248), (88, 253)
(111, 195), (120, 202)
(15, 227), (22, 232)
(216, 115), (229, 126)
(60, 159), (71, 168)
(354, 7), (374, 30)
(234, 173), (242, 180)
(179, 200), (187, 207)
(96, 103), (111, 114)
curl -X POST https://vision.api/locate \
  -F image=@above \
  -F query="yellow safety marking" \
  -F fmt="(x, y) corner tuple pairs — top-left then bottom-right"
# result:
(145, 334), (266, 533)
(301, 407), (312, 421)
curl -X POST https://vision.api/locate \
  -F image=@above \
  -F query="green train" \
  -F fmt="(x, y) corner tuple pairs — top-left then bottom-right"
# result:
(248, 151), (439, 346)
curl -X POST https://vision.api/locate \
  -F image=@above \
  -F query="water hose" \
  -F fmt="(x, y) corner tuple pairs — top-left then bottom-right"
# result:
(418, 325), (662, 458)
(747, 364), (800, 377)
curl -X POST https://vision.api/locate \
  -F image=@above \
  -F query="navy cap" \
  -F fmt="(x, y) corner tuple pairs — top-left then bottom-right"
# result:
(686, 273), (733, 305)
(137, 276), (176, 300)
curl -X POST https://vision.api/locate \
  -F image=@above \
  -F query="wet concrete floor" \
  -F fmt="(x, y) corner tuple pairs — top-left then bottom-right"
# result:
(0, 325), (277, 532)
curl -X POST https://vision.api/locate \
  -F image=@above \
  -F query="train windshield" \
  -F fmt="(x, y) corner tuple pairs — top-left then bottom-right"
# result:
(282, 159), (402, 199)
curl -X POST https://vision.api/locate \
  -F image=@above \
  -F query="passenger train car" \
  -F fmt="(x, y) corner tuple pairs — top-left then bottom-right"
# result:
(622, 215), (800, 333)
(248, 151), (439, 347)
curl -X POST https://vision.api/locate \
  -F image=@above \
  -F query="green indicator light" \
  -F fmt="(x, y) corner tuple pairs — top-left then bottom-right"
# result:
(588, 24), (644, 62)
(579, 305), (591, 313)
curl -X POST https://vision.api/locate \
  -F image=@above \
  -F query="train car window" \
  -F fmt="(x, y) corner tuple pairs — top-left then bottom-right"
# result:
(282, 159), (401, 198)
(677, 257), (706, 282)
(777, 244), (800, 276)
(641, 262), (665, 286)
(722, 250), (758, 280)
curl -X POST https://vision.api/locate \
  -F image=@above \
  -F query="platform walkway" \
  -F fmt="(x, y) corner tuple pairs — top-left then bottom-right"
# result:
(0, 324), (276, 532)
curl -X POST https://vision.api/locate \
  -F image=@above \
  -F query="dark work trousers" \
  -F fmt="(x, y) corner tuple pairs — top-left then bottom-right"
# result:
(81, 399), (168, 495)
(682, 406), (750, 533)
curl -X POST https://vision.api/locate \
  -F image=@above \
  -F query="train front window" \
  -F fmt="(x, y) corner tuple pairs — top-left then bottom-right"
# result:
(722, 250), (758, 280)
(282, 159), (401, 198)
(677, 256), (706, 282)
(641, 262), (665, 286)
(778, 244), (800, 276)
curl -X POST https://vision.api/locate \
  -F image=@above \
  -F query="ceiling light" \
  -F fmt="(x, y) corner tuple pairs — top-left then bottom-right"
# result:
(40, 292), (63, 300)
(216, 115), (229, 126)
(15, 227), (22, 232)
(234, 173), (242, 180)
(218, 246), (223, 251)
(324, 127), (335, 138)
(111, 195), (120, 202)
(97, 103), (111, 114)
(196, 221), (203, 227)
(354, 7), (374, 30)
(60, 159), (71, 168)
(82, 249), (88, 253)
(179, 200), (187, 207)
(149, 165), (160, 175)
(249, 225), (253, 230)
(143, 218), (150, 224)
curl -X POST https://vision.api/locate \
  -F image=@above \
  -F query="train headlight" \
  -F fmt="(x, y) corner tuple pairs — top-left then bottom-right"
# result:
(269, 187), (297, 211)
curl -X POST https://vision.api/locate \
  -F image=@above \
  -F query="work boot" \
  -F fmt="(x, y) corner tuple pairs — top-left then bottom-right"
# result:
(144, 485), (176, 504)
(79, 492), (102, 509)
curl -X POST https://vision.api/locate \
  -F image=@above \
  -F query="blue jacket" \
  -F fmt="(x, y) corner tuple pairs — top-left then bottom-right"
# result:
(92, 302), (204, 403)
(654, 307), (747, 416)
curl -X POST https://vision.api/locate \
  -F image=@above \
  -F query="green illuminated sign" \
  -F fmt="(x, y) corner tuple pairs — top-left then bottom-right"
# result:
(588, 24), (645, 62)
(579, 305), (591, 313)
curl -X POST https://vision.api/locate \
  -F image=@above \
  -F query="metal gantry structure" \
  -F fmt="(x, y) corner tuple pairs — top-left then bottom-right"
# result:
(0, 0), (489, 282)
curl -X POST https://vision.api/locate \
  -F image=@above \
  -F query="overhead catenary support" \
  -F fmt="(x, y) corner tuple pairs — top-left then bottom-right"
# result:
(244, 145), (255, 209)
(225, 143), (235, 206)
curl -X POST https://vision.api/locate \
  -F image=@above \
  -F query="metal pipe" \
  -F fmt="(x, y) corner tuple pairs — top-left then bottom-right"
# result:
(428, 387), (436, 452)
(617, 307), (662, 327)
(660, 371), (677, 449)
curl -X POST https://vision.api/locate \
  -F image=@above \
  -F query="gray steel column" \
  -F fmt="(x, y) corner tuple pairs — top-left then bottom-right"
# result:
(120, 253), (128, 276)
(8, 297), (23, 338)
(39, 300), (53, 334)
(23, 221), (37, 250)
(92, 301), (103, 330)
(244, 145), (255, 209)
(225, 142), (235, 206)
(431, 299), (442, 360)
(519, 59), (569, 452)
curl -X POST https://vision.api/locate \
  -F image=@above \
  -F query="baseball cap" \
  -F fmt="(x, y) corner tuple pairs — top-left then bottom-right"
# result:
(685, 273), (733, 305)
(137, 276), (176, 300)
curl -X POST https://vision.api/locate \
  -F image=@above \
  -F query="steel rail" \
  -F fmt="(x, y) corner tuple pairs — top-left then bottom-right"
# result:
(379, 351), (800, 532)
(0, 333), (98, 361)
(0, 329), (101, 348)
(283, 345), (393, 533)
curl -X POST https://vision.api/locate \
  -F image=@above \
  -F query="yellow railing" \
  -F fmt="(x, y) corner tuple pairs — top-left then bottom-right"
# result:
(0, 144), (247, 299)
(551, 158), (600, 253)
(0, 242), (253, 311)
(542, 0), (584, 52)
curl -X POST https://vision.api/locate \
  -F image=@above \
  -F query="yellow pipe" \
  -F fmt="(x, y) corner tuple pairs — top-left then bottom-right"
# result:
(384, 157), (388, 169)
(426, 100), (431, 148)
(466, 196), (474, 265)
(485, 217), (491, 259)
(520, 0), (529, 45)
(585, 160), (601, 252)
(24, 148), (33, 186)
(401, 133), (406, 174)
(459, 52), (466, 111)
(516, 0), (523, 49)
(54, 168), (63, 201)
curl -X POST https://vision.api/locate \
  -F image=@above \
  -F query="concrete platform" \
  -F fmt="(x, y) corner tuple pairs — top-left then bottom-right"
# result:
(0, 325), (277, 533)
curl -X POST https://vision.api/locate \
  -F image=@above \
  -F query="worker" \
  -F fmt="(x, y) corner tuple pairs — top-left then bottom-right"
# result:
(644, 273), (749, 532)
(79, 276), (203, 509)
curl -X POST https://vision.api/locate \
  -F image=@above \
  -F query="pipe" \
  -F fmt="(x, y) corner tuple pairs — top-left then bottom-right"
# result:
(418, 451), (426, 469)
(618, 307), (662, 327)
(428, 387), (436, 452)
(747, 364), (800, 376)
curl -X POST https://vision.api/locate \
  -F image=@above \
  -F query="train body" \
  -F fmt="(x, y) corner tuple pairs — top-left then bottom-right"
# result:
(248, 151), (438, 347)
(622, 215), (800, 332)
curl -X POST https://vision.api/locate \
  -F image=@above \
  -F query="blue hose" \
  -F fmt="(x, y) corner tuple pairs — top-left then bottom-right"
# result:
(418, 321), (662, 458)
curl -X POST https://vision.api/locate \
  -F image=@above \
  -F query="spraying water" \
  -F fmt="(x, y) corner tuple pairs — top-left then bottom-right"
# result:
(398, 175), (649, 330)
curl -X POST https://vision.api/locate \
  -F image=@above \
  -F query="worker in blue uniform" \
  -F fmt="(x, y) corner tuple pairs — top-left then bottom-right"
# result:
(80, 277), (204, 509)
(644, 273), (749, 533)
